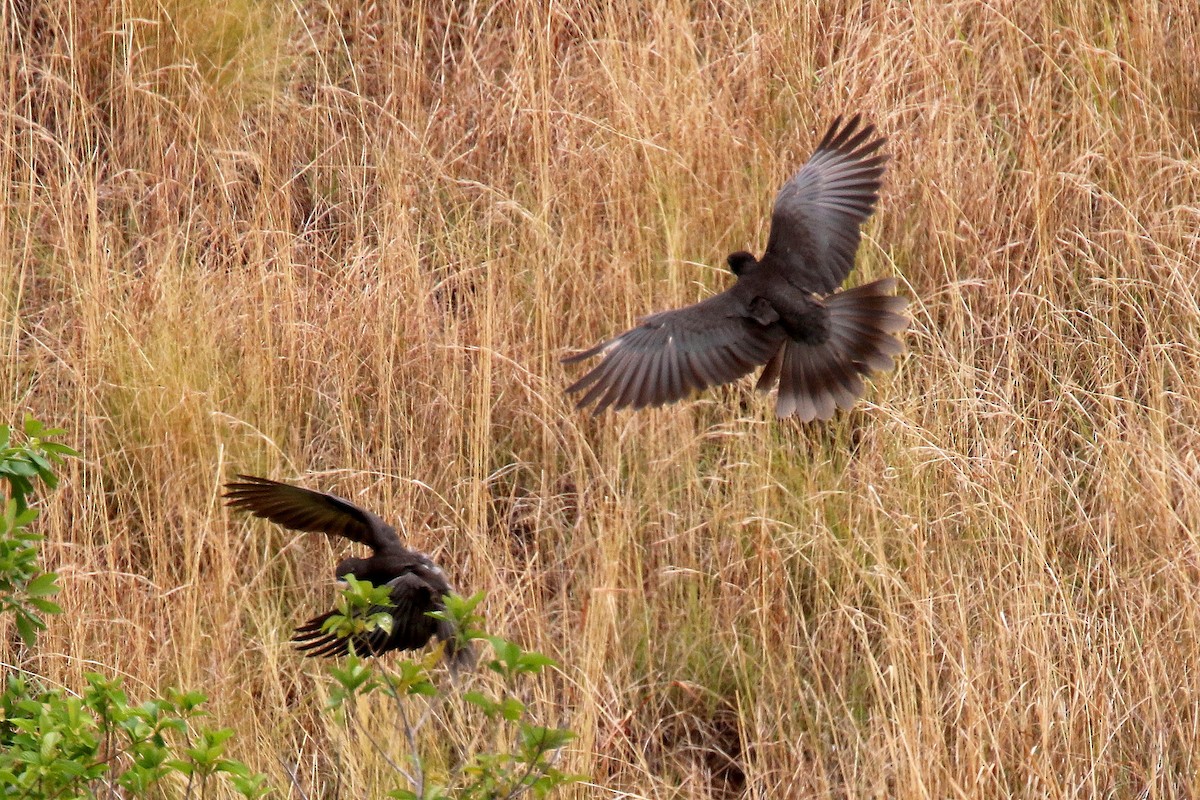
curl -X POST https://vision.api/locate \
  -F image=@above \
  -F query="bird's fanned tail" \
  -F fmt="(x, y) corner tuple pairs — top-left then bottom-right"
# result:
(757, 278), (907, 420)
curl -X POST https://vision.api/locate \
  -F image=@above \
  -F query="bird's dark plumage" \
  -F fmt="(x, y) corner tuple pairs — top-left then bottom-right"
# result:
(224, 475), (472, 668)
(564, 114), (908, 421)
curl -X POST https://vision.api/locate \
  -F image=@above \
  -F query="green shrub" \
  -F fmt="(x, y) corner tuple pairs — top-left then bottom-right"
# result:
(0, 416), (270, 799)
(323, 583), (584, 800)
(0, 416), (75, 645)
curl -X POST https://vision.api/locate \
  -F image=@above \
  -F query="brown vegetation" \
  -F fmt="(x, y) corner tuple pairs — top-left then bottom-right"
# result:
(4, 0), (1200, 796)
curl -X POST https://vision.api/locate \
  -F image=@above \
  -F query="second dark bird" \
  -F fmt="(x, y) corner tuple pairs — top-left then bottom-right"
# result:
(224, 474), (472, 668)
(565, 114), (909, 421)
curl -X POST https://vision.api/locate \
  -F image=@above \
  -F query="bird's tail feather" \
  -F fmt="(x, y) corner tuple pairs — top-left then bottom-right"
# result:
(757, 278), (907, 420)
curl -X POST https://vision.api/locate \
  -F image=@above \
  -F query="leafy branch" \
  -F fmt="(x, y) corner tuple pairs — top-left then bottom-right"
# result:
(324, 587), (584, 800)
(0, 415), (77, 646)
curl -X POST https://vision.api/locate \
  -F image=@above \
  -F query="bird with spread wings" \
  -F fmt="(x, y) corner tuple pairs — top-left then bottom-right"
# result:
(224, 474), (473, 668)
(564, 114), (908, 421)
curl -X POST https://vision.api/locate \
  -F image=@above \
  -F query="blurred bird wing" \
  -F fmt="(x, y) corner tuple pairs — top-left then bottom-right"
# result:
(384, 570), (444, 645)
(224, 474), (402, 555)
(291, 569), (453, 659)
(293, 606), (392, 657)
(763, 115), (887, 294)
(387, 568), (474, 669)
(564, 289), (785, 413)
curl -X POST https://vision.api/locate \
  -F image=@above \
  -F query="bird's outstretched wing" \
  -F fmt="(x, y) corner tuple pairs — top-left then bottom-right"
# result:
(762, 114), (887, 294)
(223, 474), (402, 556)
(564, 290), (785, 413)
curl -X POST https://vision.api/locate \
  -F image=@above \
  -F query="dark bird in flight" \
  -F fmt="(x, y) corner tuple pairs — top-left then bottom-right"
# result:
(564, 114), (908, 421)
(224, 474), (472, 668)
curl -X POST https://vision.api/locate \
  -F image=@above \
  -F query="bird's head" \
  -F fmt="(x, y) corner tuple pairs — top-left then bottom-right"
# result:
(727, 251), (757, 276)
(334, 556), (370, 580)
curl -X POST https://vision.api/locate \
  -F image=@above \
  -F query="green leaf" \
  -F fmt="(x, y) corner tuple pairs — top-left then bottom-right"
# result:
(38, 441), (80, 459)
(229, 770), (272, 799)
(499, 697), (526, 722)
(371, 611), (395, 636)
(7, 474), (32, 502)
(216, 758), (251, 777)
(2, 459), (37, 477)
(39, 730), (63, 758)
(519, 724), (575, 753)
(26, 572), (61, 597)
(330, 659), (373, 693)
(440, 591), (486, 622)
(27, 451), (53, 474)
(516, 651), (558, 673)
(486, 635), (522, 675)
(171, 688), (209, 710)
(28, 598), (62, 614)
(14, 612), (37, 646)
(462, 691), (497, 716)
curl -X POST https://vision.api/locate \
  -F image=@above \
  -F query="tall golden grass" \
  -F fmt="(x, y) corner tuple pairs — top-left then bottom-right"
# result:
(4, 0), (1200, 796)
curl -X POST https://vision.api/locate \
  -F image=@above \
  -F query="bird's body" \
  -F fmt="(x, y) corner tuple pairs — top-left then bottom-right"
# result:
(565, 114), (908, 421)
(223, 474), (472, 667)
(724, 259), (829, 341)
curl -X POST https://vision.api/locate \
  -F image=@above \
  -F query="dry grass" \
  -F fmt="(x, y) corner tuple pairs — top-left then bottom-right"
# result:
(4, 0), (1200, 796)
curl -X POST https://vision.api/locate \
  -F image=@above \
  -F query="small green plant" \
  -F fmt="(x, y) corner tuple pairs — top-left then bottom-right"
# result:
(0, 416), (76, 645)
(0, 416), (273, 798)
(324, 584), (584, 800)
(0, 674), (271, 798)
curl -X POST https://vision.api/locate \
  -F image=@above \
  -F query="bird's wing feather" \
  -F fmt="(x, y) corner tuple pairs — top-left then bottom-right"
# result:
(564, 289), (785, 413)
(223, 475), (401, 555)
(291, 570), (449, 658)
(762, 114), (887, 294)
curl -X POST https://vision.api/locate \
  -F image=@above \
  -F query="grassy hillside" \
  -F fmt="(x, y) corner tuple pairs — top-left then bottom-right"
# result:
(4, 0), (1200, 796)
